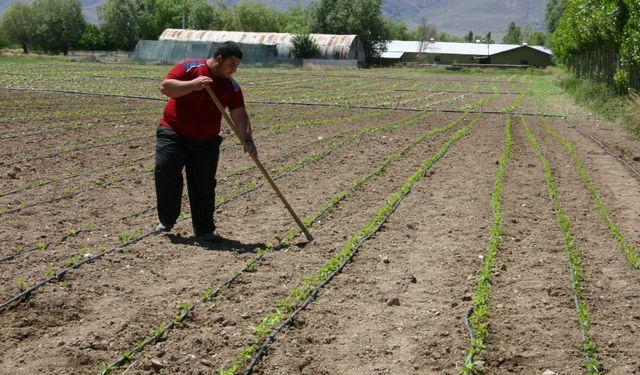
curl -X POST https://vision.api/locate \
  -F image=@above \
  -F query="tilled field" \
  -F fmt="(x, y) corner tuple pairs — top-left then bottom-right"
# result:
(0, 61), (639, 375)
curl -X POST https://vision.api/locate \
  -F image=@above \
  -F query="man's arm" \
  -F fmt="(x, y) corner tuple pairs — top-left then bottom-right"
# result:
(160, 76), (212, 98)
(230, 107), (257, 158)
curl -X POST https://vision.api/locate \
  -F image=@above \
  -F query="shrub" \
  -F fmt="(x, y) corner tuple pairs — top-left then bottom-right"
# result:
(290, 34), (319, 59)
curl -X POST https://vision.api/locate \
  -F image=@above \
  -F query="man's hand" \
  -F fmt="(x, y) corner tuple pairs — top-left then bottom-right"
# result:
(244, 139), (257, 158)
(191, 76), (212, 91)
(160, 76), (212, 98)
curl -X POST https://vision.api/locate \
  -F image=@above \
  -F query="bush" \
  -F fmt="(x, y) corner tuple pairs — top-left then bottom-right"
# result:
(290, 34), (319, 59)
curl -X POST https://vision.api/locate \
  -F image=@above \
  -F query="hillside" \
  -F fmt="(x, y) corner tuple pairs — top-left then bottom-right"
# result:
(0, 0), (547, 40)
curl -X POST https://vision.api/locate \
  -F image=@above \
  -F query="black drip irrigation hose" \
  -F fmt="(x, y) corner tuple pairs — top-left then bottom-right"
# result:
(0, 170), (151, 217)
(241, 135), (459, 375)
(463, 307), (475, 340)
(0, 153), (152, 199)
(99, 145), (356, 371)
(101, 241), (291, 374)
(0, 136), (334, 313)
(253, 100), (568, 118)
(0, 229), (151, 313)
(565, 119), (640, 179)
(102, 113), (467, 373)
(2, 119), (348, 261)
(5, 134), (152, 168)
(0, 114), (158, 139)
(4, 87), (165, 101)
(1, 205), (155, 263)
(528, 123), (599, 371)
(4, 87), (567, 118)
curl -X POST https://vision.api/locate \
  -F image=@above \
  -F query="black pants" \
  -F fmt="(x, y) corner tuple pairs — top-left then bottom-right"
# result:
(154, 125), (222, 236)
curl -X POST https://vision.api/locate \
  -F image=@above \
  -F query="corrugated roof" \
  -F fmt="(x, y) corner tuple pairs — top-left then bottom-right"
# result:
(159, 29), (358, 48)
(382, 40), (552, 59)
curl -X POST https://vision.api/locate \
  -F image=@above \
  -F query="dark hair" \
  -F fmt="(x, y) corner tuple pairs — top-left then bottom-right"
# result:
(214, 41), (243, 60)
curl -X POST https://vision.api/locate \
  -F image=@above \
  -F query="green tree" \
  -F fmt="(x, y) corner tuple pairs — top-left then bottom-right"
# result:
(552, 0), (638, 92)
(0, 28), (7, 49)
(485, 31), (494, 44)
(545, 0), (567, 34)
(502, 21), (522, 44)
(98, 0), (140, 50)
(309, 0), (389, 64)
(77, 23), (108, 50)
(290, 33), (319, 58)
(384, 19), (416, 40)
(437, 32), (463, 42)
(463, 30), (474, 42)
(0, 2), (36, 53)
(526, 31), (548, 46)
(280, 1), (310, 34)
(32, 0), (86, 54)
(187, 0), (221, 30)
(226, 1), (281, 32)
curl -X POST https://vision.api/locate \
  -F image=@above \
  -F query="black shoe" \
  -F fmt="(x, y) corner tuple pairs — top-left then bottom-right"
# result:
(156, 223), (173, 232)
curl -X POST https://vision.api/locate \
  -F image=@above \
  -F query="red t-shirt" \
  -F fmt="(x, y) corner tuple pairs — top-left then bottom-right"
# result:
(160, 59), (245, 140)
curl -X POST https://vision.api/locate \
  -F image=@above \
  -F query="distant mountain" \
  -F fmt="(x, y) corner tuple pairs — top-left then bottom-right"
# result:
(0, 0), (547, 40)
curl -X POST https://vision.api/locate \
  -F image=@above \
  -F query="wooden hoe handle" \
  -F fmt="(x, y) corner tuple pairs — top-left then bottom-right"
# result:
(204, 85), (313, 242)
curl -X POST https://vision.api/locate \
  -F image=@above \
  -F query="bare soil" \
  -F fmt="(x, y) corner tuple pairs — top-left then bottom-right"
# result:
(0, 66), (638, 375)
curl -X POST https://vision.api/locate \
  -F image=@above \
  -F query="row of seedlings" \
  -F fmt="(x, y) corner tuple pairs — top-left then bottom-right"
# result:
(98, 111), (474, 374)
(218, 115), (480, 374)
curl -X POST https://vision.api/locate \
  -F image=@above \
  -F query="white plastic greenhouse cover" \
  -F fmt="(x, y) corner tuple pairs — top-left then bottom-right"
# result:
(159, 29), (364, 62)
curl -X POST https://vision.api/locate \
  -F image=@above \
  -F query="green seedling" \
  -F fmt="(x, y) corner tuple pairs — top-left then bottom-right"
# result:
(152, 323), (166, 336)
(15, 244), (25, 252)
(65, 257), (78, 268)
(15, 277), (27, 290)
(117, 229), (140, 245)
(179, 300), (192, 311)
(134, 339), (146, 349)
(36, 241), (47, 251)
(245, 261), (256, 272)
(99, 362), (118, 375)
(42, 266), (56, 278)
(202, 287), (214, 299)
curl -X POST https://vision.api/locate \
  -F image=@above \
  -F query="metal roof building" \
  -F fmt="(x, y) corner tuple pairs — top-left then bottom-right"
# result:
(383, 41), (553, 67)
(137, 29), (366, 65)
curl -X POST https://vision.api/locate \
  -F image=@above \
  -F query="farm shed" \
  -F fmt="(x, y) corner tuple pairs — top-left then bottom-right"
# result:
(382, 41), (553, 67)
(133, 29), (365, 65)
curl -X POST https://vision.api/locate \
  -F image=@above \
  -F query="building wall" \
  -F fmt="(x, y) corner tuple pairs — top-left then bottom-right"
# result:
(490, 48), (552, 67)
(399, 52), (477, 64)
(396, 49), (551, 66)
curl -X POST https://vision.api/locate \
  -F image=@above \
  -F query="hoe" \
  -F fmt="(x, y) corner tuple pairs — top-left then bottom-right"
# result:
(204, 85), (313, 242)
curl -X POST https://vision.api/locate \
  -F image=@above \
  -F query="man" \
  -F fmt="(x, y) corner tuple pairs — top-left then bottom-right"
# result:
(155, 41), (257, 241)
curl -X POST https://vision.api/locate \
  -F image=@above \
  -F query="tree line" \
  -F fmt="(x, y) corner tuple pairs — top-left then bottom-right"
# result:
(0, 0), (489, 60)
(549, 0), (639, 92)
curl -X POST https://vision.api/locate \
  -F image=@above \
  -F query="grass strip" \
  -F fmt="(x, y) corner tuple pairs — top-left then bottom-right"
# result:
(539, 117), (640, 277)
(220, 116), (479, 375)
(98, 110), (468, 375)
(523, 116), (601, 374)
(460, 115), (513, 374)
